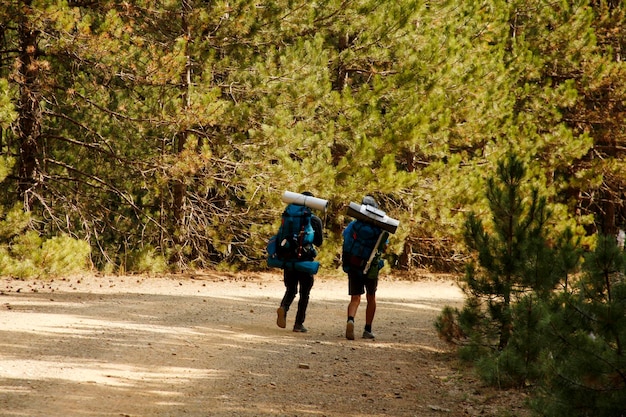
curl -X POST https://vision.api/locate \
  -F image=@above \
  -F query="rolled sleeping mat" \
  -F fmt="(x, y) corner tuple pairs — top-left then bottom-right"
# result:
(282, 191), (328, 211)
(346, 202), (399, 234)
(291, 260), (320, 275)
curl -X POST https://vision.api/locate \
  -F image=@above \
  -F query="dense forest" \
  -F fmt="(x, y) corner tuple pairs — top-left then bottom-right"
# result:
(0, 0), (625, 275)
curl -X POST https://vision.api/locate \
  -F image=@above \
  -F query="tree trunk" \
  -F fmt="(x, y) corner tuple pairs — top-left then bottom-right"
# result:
(17, 1), (42, 209)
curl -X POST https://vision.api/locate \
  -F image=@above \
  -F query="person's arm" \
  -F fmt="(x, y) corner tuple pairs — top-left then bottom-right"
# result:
(312, 215), (324, 247)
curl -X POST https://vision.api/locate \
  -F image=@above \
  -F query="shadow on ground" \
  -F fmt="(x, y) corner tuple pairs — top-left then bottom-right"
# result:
(0, 276), (525, 417)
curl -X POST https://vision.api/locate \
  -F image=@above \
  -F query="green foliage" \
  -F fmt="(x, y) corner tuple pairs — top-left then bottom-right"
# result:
(125, 246), (168, 275)
(438, 163), (626, 413)
(35, 234), (92, 277)
(479, 294), (549, 387)
(0, 230), (91, 279)
(533, 234), (626, 417)
(0, 204), (30, 241)
(0, 0), (622, 273)
(463, 154), (565, 346)
(437, 153), (580, 387)
(0, 78), (17, 128)
(0, 157), (91, 278)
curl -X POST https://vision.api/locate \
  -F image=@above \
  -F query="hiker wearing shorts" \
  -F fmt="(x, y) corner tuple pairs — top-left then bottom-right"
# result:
(342, 195), (387, 340)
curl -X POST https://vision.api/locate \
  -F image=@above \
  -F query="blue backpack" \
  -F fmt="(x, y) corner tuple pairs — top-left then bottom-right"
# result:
(266, 204), (319, 274)
(342, 221), (381, 270)
(276, 204), (316, 261)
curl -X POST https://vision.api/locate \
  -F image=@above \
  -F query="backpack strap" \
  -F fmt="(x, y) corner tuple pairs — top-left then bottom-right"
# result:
(294, 206), (311, 259)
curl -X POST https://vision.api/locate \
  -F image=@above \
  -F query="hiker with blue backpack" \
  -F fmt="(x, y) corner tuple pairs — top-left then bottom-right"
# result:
(342, 195), (389, 340)
(273, 191), (324, 333)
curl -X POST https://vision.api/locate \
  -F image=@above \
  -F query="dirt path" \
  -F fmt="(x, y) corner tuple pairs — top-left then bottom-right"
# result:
(0, 272), (528, 417)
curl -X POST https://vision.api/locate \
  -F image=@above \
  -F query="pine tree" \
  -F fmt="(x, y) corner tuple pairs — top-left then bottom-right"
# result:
(436, 153), (579, 387)
(560, 2), (626, 236)
(0, 0), (623, 274)
(535, 234), (626, 417)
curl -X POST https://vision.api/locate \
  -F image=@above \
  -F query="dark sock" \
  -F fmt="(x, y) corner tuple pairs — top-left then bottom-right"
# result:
(348, 316), (354, 322)
(364, 324), (372, 333)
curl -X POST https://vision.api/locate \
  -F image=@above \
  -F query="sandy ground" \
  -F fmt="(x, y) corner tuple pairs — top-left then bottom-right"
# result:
(0, 271), (529, 417)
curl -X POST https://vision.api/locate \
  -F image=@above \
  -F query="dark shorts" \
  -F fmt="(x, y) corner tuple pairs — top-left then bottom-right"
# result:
(347, 269), (378, 296)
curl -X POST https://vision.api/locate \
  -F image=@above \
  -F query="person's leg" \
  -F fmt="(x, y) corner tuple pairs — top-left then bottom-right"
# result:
(277, 270), (298, 328)
(346, 271), (364, 340)
(347, 295), (361, 318)
(280, 270), (298, 309)
(363, 278), (378, 339)
(364, 293), (376, 333)
(345, 296), (358, 340)
(294, 272), (314, 331)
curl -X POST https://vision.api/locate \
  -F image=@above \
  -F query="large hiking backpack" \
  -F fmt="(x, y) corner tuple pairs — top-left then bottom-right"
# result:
(266, 203), (319, 274)
(342, 221), (382, 271)
(276, 204), (316, 261)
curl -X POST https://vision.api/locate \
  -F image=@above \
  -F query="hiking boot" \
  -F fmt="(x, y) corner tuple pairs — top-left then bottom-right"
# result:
(293, 324), (307, 333)
(276, 307), (286, 328)
(346, 320), (355, 340)
(362, 330), (375, 339)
